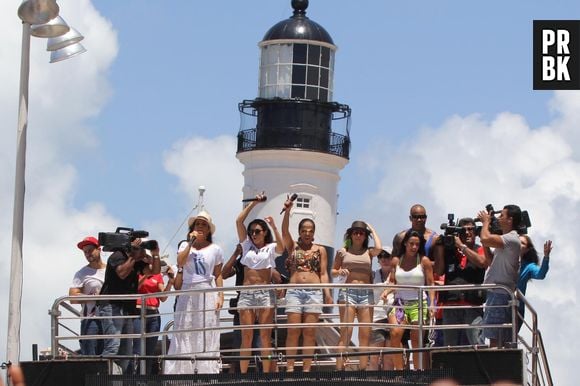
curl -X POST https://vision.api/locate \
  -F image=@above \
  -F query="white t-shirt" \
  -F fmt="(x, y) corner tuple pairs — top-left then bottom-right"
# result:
(373, 268), (391, 321)
(178, 242), (224, 284)
(484, 230), (521, 292)
(239, 238), (278, 269)
(71, 265), (105, 315)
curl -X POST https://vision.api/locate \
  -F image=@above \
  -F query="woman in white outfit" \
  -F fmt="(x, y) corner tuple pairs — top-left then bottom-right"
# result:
(165, 211), (224, 374)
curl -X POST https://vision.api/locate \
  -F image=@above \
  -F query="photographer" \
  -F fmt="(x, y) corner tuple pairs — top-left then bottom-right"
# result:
(477, 205), (522, 348)
(98, 236), (161, 373)
(437, 218), (487, 346)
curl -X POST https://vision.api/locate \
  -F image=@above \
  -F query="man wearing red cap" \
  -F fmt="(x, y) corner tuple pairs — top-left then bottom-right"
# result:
(69, 236), (106, 355)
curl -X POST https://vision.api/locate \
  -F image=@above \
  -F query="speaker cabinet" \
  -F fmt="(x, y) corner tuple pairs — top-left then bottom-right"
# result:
(431, 349), (523, 385)
(20, 359), (109, 386)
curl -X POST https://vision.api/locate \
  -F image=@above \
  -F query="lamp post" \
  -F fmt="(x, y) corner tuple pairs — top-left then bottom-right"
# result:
(7, 0), (85, 365)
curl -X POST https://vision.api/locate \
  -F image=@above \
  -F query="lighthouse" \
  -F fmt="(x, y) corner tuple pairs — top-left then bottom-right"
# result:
(236, 0), (351, 262)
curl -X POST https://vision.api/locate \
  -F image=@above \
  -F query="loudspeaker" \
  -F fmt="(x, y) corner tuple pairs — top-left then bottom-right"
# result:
(20, 359), (109, 386)
(431, 349), (523, 385)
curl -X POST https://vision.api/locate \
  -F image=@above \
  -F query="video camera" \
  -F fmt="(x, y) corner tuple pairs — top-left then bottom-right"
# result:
(440, 213), (465, 248)
(98, 227), (149, 252)
(474, 204), (532, 235)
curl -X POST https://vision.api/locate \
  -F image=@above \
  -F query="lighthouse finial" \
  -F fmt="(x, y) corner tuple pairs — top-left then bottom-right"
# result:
(291, 0), (308, 16)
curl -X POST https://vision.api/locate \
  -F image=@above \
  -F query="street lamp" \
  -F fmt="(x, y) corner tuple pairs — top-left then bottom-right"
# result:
(7, 0), (86, 365)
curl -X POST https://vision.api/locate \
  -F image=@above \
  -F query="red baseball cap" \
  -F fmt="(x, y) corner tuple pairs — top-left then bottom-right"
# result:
(77, 236), (100, 250)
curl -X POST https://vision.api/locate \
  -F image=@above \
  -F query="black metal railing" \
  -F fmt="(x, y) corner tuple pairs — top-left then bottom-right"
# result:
(237, 127), (350, 158)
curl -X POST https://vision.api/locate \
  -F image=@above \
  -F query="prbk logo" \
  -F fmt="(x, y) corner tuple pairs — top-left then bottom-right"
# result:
(533, 20), (580, 90)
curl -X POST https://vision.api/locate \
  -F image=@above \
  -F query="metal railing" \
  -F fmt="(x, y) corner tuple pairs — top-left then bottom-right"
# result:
(48, 282), (547, 378)
(516, 290), (553, 386)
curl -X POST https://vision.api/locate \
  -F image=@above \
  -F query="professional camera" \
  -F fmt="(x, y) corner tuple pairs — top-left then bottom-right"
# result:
(440, 213), (466, 248)
(98, 227), (149, 252)
(140, 239), (159, 250)
(518, 210), (532, 234)
(474, 204), (502, 235)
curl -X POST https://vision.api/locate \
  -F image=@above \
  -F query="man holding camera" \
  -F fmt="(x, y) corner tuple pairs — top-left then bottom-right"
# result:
(477, 205), (522, 348)
(437, 218), (487, 346)
(98, 238), (161, 373)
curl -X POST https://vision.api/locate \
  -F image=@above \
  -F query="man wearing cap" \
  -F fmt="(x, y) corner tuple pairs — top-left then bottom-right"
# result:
(69, 236), (106, 355)
(98, 237), (161, 373)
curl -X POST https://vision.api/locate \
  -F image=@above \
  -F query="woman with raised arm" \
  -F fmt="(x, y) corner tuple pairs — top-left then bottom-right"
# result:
(165, 211), (224, 374)
(236, 193), (284, 373)
(517, 236), (552, 331)
(331, 220), (382, 371)
(387, 229), (435, 370)
(281, 198), (332, 372)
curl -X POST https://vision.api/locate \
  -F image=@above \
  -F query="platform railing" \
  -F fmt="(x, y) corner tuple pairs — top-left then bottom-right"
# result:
(516, 290), (553, 386)
(50, 282), (537, 376)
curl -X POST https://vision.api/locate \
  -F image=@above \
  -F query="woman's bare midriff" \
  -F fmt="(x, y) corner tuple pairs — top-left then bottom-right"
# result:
(346, 271), (371, 284)
(290, 271), (320, 284)
(243, 267), (271, 285)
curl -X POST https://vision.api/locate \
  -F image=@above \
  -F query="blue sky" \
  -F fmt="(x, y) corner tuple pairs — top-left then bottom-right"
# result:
(1, 0), (580, 384)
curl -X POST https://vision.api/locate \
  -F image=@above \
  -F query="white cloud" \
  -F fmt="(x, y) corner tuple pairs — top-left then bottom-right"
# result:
(163, 135), (244, 250)
(353, 91), (580, 385)
(0, 0), (118, 361)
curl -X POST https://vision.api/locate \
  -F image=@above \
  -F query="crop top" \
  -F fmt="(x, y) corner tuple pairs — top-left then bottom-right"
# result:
(240, 237), (278, 270)
(286, 246), (321, 274)
(395, 255), (425, 301)
(337, 248), (372, 276)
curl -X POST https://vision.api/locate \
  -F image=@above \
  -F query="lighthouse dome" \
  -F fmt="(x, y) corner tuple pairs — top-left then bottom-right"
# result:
(262, 0), (334, 45)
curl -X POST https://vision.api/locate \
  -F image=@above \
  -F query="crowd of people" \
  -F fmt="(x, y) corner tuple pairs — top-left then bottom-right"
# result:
(67, 199), (552, 374)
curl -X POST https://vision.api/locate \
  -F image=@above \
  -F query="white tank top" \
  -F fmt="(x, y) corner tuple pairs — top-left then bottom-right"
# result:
(395, 255), (425, 301)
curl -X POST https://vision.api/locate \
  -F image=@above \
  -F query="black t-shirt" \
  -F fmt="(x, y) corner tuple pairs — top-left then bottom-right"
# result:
(99, 250), (147, 313)
(441, 245), (486, 304)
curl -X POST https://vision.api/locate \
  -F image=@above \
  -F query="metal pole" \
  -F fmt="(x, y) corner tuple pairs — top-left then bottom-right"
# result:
(7, 21), (31, 365)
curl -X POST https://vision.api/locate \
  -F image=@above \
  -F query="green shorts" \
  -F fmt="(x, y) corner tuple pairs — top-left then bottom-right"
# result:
(389, 299), (428, 324)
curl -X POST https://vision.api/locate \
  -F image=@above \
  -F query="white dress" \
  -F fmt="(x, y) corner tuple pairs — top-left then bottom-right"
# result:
(165, 243), (224, 374)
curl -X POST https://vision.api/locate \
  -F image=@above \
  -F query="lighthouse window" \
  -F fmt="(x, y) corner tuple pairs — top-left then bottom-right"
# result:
(292, 85), (305, 98)
(259, 42), (335, 101)
(307, 66), (319, 86)
(306, 86), (318, 100)
(292, 65), (306, 85)
(296, 197), (311, 209)
(293, 44), (307, 64)
(308, 45), (321, 65)
(320, 68), (329, 88)
(321, 47), (330, 68)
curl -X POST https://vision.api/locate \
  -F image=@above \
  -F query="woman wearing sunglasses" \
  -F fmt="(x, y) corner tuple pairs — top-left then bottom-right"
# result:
(332, 220), (382, 370)
(235, 193), (284, 373)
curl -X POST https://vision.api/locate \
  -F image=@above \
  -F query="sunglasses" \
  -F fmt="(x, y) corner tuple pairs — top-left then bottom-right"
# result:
(411, 214), (427, 220)
(249, 229), (264, 236)
(352, 230), (367, 236)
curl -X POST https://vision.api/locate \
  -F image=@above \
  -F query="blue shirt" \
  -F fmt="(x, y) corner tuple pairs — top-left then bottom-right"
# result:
(517, 257), (550, 295)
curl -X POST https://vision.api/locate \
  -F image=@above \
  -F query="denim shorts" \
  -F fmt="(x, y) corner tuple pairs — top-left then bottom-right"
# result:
(237, 289), (275, 308)
(482, 291), (512, 341)
(337, 288), (374, 305)
(285, 288), (323, 314)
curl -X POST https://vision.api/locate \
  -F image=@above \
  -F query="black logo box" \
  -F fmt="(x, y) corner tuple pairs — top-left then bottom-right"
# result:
(533, 20), (580, 90)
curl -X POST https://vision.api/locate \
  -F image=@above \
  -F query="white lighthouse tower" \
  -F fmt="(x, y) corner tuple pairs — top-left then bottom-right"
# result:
(236, 0), (351, 265)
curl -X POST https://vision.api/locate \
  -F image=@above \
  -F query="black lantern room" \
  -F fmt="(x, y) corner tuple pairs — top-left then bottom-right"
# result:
(237, 0), (351, 159)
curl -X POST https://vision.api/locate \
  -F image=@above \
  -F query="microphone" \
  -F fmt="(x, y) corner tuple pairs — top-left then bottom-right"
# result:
(242, 196), (267, 203)
(280, 193), (298, 214)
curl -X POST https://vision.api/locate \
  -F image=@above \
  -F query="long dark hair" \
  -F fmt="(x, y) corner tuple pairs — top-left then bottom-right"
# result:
(247, 219), (273, 244)
(400, 229), (425, 257)
(521, 235), (539, 265)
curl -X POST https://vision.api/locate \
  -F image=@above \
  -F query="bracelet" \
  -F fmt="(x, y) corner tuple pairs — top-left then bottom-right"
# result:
(153, 255), (160, 259)
(461, 245), (468, 254)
